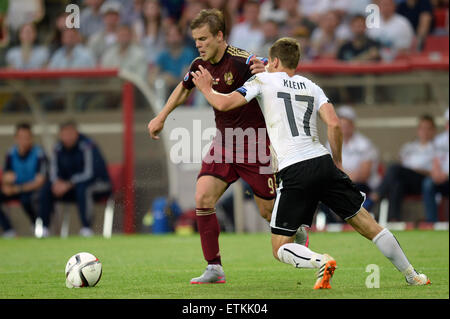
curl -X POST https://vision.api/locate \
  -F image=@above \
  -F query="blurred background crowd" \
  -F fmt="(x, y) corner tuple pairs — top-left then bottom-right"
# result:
(0, 0), (448, 94)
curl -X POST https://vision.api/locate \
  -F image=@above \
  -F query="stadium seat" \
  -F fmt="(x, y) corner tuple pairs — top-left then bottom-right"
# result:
(59, 163), (124, 238)
(423, 35), (449, 54)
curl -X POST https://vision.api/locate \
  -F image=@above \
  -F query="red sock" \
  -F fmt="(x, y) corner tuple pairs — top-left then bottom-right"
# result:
(196, 208), (221, 265)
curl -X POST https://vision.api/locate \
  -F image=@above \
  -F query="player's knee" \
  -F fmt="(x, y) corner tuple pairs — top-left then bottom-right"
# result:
(272, 246), (281, 261)
(195, 191), (216, 208)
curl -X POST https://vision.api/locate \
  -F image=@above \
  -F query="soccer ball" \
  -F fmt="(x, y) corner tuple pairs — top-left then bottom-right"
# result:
(65, 252), (102, 288)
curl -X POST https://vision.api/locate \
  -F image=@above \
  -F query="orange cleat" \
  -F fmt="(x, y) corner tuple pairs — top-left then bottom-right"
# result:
(313, 254), (337, 289)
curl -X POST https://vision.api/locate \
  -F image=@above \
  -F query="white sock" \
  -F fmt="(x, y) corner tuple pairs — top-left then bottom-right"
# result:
(372, 228), (413, 275)
(277, 243), (324, 269)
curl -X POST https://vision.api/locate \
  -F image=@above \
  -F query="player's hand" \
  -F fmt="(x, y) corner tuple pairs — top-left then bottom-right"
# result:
(249, 56), (266, 74)
(148, 116), (165, 140)
(191, 65), (214, 92)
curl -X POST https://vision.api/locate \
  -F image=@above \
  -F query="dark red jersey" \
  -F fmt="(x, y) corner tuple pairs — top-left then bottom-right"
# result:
(182, 45), (267, 144)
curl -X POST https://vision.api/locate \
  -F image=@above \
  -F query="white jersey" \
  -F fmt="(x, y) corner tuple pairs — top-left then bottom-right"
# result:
(238, 71), (330, 171)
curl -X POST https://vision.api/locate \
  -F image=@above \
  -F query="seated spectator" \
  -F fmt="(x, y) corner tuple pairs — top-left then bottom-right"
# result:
(46, 120), (112, 237)
(259, 0), (287, 24)
(278, 0), (316, 37)
(178, 0), (208, 50)
(370, 114), (437, 221)
(133, 0), (167, 66)
(321, 106), (379, 222)
(337, 14), (381, 62)
(431, 0), (449, 36)
(44, 12), (69, 56)
(0, 123), (50, 238)
(48, 28), (95, 69)
(87, 1), (122, 63)
(206, 0), (235, 38)
(228, 0), (264, 54)
(367, 0), (415, 60)
(255, 19), (280, 57)
(396, 0), (434, 51)
(3, 23), (49, 113)
(332, 106), (380, 197)
(6, 0), (44, 38)
(309, 10), (346, 59)
(6, 23), (49, 69)
(150, 24), (196, 95)
(80, 0), (105, 39)
(422, 108), (449, 222)
(101, 24), (147, 80)
(297, 0), (331, 24)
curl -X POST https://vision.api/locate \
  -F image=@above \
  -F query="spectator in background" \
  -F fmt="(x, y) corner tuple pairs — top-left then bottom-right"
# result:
(46, 28), (95, 111)
(150, 24), (196, 94)
(80, 0), (105, 39)
(367, 0), (415, 60)
(46, 120), (112, 237)
(133, 0), (167, 67)
(260, 0), (287, 24)
(337, 14), (381, 62)
(297, 0), (330, 24)
(255, 19), (280, 57)
(320, 106), (379, 222)
(309, 10), (346, 59)
(278, 0), (316, 37)
(2, 23), (49, 112)
(430, 0), (449, 35)
(206, 0), (236, 38)
(0, 123), (50, 238)
(160, 0), (185, 21)
(44, 12), (69, 56)
(48, 28), (95, 69)
(179, 0), (208, 49)
(228, 0), (264, 54)
(332, 106), (380, 204)
(422, 108), (449, 222)
(370, 114), (437, 221)
(396, 0), (434, 51)
(87, 1), (122, 63)
(6, 23), (49, 69)
(101, 24), (147, 80)
(5, 0), (44, 38)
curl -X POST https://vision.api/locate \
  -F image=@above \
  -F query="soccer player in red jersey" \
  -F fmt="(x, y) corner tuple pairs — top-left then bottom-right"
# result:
(147, 9), (292, 284)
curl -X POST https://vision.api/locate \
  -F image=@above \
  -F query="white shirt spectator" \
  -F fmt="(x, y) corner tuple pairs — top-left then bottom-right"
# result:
(298, 0), (330, 18)
(228, 23), (264, 54)
(399, 140), (436, 172)
(6, 46), (49, 69)
(48, 45), (96, 69)
(259, 0), (287, 24)
(101, 44), (147, 81)
(434, 130), (449, 174)
(6, 0), (43, 33)
(367, 13), (415, 50)
(326, 132), (380, 189)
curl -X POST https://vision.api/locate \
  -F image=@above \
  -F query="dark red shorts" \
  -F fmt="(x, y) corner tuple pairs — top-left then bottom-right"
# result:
(198, 143), (276, 200)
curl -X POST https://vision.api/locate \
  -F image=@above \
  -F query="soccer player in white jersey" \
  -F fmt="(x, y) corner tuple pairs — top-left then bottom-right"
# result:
(191, 37), (431, 289)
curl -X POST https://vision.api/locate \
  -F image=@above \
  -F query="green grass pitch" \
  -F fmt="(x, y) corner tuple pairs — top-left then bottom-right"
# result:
(0, 230), (448, 299)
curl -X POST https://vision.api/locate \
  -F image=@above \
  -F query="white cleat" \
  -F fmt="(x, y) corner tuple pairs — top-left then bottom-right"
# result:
(190, 264), (226, 284)
(406, 272), (431, 286)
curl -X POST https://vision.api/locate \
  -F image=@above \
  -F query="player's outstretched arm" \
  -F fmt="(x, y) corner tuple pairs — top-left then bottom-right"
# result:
(191, 65), (247, 112)
(148, 82), (191, 140)
(318, 102), (343, 170)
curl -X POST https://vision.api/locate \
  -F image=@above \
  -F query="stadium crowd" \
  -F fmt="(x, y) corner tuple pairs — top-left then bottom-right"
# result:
(0, 0), (448, 237)
(0, 0), (448, 89)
